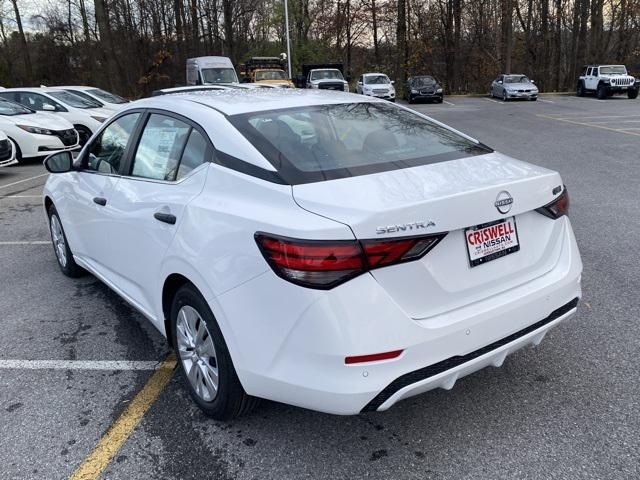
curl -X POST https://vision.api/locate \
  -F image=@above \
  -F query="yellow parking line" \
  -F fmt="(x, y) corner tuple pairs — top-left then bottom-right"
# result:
(537, 114), (640, 137)
(69, 354), (177, 480)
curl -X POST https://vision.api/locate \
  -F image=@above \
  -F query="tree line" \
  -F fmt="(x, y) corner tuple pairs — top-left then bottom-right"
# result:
(0, 0), (638, 97)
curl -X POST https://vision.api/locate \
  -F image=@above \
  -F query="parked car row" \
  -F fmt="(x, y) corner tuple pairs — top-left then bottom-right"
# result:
(0, 86), (128, 167)
(357, 64), (639, 104)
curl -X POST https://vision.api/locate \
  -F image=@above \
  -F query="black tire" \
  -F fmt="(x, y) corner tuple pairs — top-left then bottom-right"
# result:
(171, 284), (259, 420)
(437, 97), (444, 103)
(596, 83), (607, 100)
(531, 97), (538, 101)
(47, 204), (84, 277)
(74, 125), (92, 146)
(502, 90), (508, 101)
(576, 82), (585, 97)
(628, 88), (638, 100)
(407, 95), (414, 104)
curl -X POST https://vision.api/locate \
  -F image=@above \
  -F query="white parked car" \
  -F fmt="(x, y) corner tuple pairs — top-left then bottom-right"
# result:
(357, 72), (396, 101)
(57, 86), (129, 112)
(0, 97), (78, 163)
(42, 90), (582, 419)
(0, 129), (16, 167)
(0, 87), (113, 145)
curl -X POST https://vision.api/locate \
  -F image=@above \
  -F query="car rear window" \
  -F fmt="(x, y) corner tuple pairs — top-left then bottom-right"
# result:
(228, 102), (491, 184)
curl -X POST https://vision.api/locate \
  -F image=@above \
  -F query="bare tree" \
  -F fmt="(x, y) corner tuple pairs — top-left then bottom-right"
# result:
(9, 0), (32, 81)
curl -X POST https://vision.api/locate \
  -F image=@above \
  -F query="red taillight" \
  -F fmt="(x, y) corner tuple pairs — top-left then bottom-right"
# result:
(345, 349), (403, 364)
(255, 232), (447, 289)
(361, 236), (446, 268)
(256, 235), (365, 289)
(536, 187), (569, 219)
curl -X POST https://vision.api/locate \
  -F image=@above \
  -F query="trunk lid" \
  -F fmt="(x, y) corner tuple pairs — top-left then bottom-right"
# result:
(292, 152), (565, 320)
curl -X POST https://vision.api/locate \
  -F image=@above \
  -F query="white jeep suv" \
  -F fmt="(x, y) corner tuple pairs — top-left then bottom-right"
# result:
(577, 65), (639, 99)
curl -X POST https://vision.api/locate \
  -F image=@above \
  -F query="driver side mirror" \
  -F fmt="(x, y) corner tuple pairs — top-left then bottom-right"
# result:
(42, 103), (57, 111)
(391, 80), (395, 85)
(531, 80), (535, 83)
(44, 151), (73, 173)
(497, 80), (503, 84)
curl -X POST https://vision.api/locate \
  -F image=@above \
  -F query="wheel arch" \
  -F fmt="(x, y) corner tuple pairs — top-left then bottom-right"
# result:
(7, 136), (22, 159)
(158, 263), (243, 372)
(44, 195), (53, 214)
(159, 264), (218, 345)
(161, 273), (192, 347)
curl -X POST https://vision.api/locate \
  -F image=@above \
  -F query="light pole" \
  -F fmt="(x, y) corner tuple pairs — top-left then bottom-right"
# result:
(284, 0), (292, 79)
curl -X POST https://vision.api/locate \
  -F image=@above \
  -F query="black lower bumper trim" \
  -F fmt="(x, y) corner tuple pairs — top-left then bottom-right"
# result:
(361, 297), (579, 412)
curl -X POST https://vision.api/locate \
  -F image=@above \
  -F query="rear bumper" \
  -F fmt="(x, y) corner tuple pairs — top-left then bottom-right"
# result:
(364, 297), (577, 411)
(212, 217), (582, 415)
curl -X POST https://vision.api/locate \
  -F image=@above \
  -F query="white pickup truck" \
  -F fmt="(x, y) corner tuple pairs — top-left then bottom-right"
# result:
(577, 65), (639, 99)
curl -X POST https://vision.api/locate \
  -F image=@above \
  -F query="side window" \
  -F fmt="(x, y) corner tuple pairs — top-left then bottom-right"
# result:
(592, 67), (598, 77)
(177, 129), (208, 180)
(130, 114), (191, 181)
(586, 68), (592, 76)
(0, 92), (18, 102)
(86, 113), (141, 174)
(17, 92), (59, 111)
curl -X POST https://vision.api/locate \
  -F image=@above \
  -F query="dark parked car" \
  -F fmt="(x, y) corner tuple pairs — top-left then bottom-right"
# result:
(404, 76), (443, 104)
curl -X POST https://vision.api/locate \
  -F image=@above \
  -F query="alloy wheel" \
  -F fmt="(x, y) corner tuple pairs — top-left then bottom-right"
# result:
(176, 305), (219, 402)
(50, 215), (67, 268)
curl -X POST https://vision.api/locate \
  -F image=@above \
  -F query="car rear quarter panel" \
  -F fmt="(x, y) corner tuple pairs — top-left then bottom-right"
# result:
(157, 163), (354, 351)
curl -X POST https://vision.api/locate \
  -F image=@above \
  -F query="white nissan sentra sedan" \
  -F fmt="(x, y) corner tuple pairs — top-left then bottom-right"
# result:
(42, 90), (582, 419)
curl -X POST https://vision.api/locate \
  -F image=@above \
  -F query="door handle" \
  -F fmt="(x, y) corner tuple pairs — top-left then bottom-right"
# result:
(154, 212), (176, 225)
(93, 197), (107, 206)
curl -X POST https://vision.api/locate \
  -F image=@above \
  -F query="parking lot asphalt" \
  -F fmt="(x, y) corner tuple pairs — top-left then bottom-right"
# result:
(1, 94), (639, 480)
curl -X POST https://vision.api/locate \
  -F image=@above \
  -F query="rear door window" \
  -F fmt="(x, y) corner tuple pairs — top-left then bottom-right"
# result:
(177, 130), (208, 180)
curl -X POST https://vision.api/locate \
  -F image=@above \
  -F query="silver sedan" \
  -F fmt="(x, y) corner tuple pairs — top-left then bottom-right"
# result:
(491, 74), (539, 101)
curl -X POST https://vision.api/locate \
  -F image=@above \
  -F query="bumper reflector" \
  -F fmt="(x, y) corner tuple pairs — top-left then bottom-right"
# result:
(345, 349), (403, 364)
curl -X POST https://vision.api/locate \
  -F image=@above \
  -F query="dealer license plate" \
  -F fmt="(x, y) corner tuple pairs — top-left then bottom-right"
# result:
(465, 217), (520, 267)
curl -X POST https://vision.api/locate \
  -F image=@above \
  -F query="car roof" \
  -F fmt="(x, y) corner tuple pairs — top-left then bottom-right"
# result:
(129, 89), (385, 116)
(2, 87), (68, 94)
(55, 86), (96, 91)
(155, 85), (233, 94)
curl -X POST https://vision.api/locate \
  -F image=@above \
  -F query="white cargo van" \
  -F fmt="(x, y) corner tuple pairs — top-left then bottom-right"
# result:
(186, 56), (239, 85)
